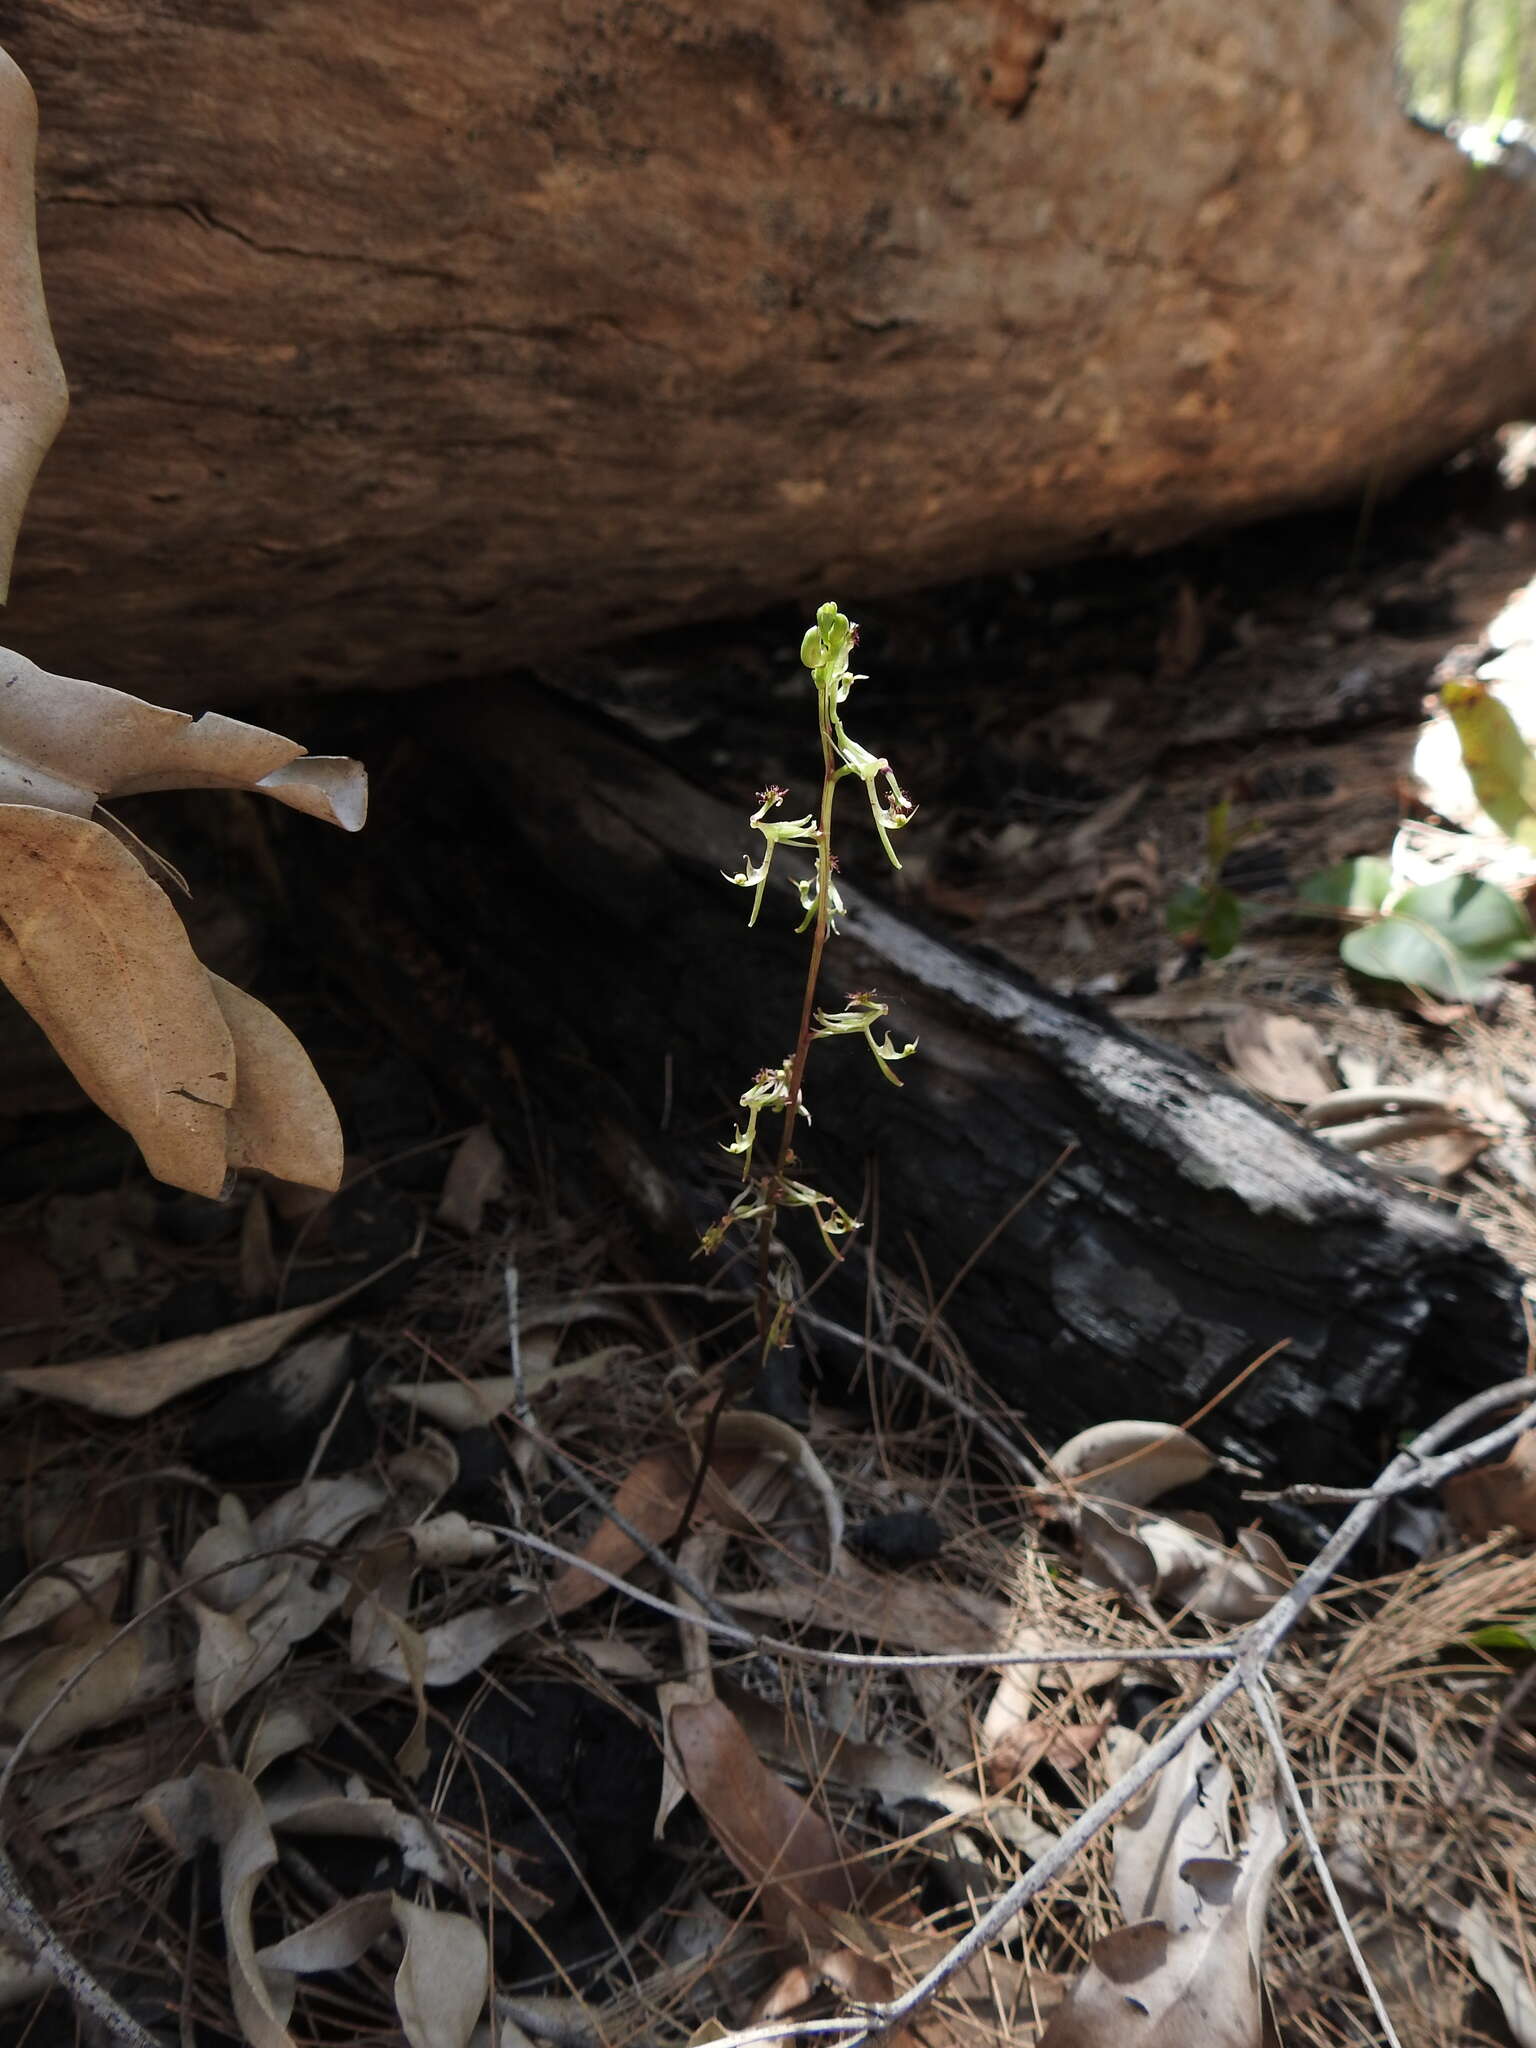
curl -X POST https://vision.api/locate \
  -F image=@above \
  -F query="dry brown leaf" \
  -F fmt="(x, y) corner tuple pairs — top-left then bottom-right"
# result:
(1222, 1009), (1334, 1106)
(191, 1567), (348, 1726)
(1444, 1429), (1536, 1539)
(670, 1696), (888, 1945)
(1456, 1901), (1536, 2048)
(0, 646), (363, 1194)
(984, 1711), (1112, 1791)
(1042, 1786), (1286, 2048)
(1109, 1728), (1233, 1928)
(256, 1889), (394, 1979)
(0, 1621), (143, 1753)
(437, 1124), (507, 1234)
(244, 1693), (336, 1780)
(177, 1766), (294, 2048)
(0, 804), (236, 1196)
(261, 1765), (457, 1891)
(1048, 1421), (1216, 1508)
(0, 646), (365, 827)
(723, 1680), (1059, 1861)
(0, 53), (67, 601)
(367, 1604), (537, 1688)
(0, 1548), (126, 1641)
(210, 974), (343, 1191)
(711, 1410), (845, 1563)
(728, 1554), (1007, 1652)
(756, 1945), (896, 2036)
(545, 1445), (755, 1617)
(383, 1344), (633, 1429)
(391, 1896), (489, 2048)
(655, 1528), (724, 1836)
(1, 1257), (405, 1415)
(1073, 1507), (1289, 1624)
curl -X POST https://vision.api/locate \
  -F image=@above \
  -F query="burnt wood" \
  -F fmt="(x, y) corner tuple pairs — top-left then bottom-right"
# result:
(294, 680), (1525, 1486)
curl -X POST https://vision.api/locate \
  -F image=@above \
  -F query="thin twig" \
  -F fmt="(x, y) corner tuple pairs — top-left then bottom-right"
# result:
(495, 1523), (1226, 1671)
(797, 1309), (1050, 1488)
(827, 1376), (1536, 2047)
(1247, 1676), (1403, 2048)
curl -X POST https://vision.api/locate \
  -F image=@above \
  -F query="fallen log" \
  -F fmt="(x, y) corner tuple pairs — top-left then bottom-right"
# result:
(290, 679), (1524, 1487)
(5, 2), (1536, 703)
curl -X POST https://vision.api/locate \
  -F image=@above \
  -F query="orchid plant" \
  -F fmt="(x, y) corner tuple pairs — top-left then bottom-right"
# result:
(684, 606), (917, 1519)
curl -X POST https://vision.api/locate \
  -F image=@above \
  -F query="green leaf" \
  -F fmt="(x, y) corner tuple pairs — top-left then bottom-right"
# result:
(1443, 679), (1536, 848)
(1468, 1621), (1536, 1654)
(1165, 882), (1209, 940)
(1201, 887), (1244, 959)
(1339, 875), (1536, 999)
(1298, 856), (1393, 916)
(1166, 883), (1245, 957)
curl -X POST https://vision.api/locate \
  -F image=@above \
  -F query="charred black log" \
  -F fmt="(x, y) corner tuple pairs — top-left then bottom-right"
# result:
(292, 681), (1525, 1486)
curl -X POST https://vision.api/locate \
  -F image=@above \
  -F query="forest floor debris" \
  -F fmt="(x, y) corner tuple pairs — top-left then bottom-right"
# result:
(0, 1149), (1530, 2047)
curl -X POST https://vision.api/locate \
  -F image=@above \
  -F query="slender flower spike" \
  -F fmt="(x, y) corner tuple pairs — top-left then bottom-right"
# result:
(812, 990), (918, 1085)
(705, 604), (915, 1296)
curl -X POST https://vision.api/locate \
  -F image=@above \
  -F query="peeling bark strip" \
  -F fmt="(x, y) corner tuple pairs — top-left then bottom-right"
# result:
(3, 2), (1536, 704)
(303, 681), (1522, 1488)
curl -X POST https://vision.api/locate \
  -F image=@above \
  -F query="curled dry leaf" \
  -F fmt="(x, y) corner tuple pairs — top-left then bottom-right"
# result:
(1073, 1507), (1290, 1623)
(724, 1679), (1059, 1861)
(191, 1568), (349, 1726)
(728, 1553), (1008, 1652)
(391, 1896), (490, 2048)
(0, 1620), (144, 1753)
(711, 1410), (846, 1564)
(210, 974), (343, 1191)
(0, 1254), (406, 1415)
(436, 1124), (507, 1235)
(1444, 1428), (1536, 1539)
(256, 1888), (395, 1980)
(0, 646), (366, 828)
(1222, 1008), (1334, 1107)
(0, 52), (68, 601)
(253, 1891), (490, 2048)
(1108, 1727), (1233, 1929)
(655, 1529), (725, 1836)
(544, 1444), (755, 1617)
(141, 1765), (293, 2048)
(1042, 1771), (1287, 2048)
(1049, 1421), (1216, 1507)
(261, 1761), (457, 1892)
(669, 1696), (889, 1945)
(0, 1548), (126, 1641)
(383, 1343), (633, 1430)
(184, 1469), (389, 1723)
(1044, 1421), (1288, 1623)
(0, 805), (344, 1196)
(0, 803), (236, 1197)
(0, 646), (364, 1194)
(365, 1603), (538, 1689)
(1456, 1900), (1536, 2048)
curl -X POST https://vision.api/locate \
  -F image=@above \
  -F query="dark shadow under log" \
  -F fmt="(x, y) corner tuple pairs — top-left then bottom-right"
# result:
(293, 680), (1526, 1486)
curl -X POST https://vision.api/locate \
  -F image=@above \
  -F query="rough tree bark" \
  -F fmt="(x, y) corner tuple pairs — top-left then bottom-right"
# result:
(288, 680), (1524, 1489)
(1, 1), (1534, 705)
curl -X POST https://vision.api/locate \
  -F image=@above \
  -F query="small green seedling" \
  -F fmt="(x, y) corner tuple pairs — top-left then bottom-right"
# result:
(1165, 799), (1257, 960)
